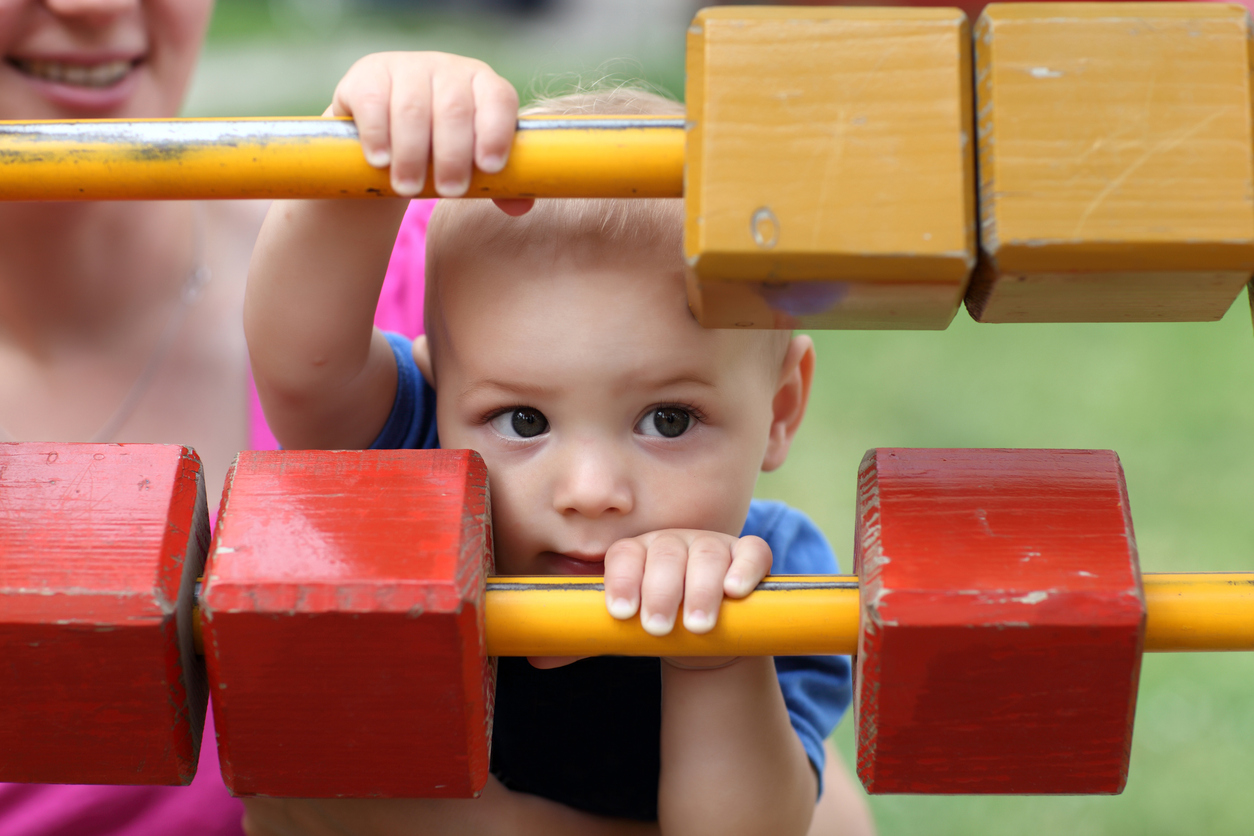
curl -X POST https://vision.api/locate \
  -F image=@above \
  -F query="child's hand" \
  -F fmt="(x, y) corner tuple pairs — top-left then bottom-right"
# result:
(328, 51), (519, 200)
(603, 530), (772, 636)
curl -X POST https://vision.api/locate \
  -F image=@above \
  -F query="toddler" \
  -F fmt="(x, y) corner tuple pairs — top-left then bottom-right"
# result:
(243, 52), (867, 836)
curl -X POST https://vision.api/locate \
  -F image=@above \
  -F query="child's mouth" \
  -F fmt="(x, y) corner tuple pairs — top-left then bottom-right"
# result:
(541, 551), (605, 575)
(7, 57), (139, 88)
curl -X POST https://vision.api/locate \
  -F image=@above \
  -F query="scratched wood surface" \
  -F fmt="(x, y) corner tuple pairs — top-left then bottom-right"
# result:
(853, 448), (1145, 794)
(202, 449), (494, 798)
(0, 442), (209, 785)
(684, 6), (975, 330)
(970, 2), (1254, 322)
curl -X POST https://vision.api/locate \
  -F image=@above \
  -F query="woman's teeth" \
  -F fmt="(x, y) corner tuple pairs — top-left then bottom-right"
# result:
(10, 58), (134, 88)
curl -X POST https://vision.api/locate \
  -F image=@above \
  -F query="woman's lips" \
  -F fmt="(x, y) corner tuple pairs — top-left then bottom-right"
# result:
(9, 57), (136, 87)
(540, 552), (606, 576)
(5, 55), (144, 113)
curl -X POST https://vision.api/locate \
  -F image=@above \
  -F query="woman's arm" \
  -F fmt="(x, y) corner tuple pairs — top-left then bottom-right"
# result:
(658, 657), (818, 836)
(245, 52), (517, 450)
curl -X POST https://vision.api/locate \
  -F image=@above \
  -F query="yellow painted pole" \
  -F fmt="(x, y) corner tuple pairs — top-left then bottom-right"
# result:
(481, 573), (1254, 656)
(0, 115), (685, 201)
(189, 572), (1254, 656)
(484, 576), (862, 657)
(1142, 573), (1254, 652)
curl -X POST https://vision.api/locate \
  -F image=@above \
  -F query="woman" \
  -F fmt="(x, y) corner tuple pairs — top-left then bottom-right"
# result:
(0, 3), (437, 833)
(0, 4), (873, 834)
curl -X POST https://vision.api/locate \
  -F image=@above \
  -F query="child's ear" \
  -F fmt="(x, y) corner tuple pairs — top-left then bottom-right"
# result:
(761, 335), (815, 473)
(412, 335), (435, 387)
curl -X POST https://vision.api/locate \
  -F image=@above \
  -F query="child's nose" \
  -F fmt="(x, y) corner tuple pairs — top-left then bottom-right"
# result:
(551, 443), (633, 519)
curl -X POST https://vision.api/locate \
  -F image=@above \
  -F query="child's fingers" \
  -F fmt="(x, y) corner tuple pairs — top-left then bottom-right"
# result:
(603, 538), (646, 620)
(724, 535), (772, 598)
(429, 65), (477, 197)
(386, 61), (433, 196)
(333, 57), (394, 169)
(639, 533), (688, 636)
(681, 534), (733, 634)
(471, 70), (518, 174)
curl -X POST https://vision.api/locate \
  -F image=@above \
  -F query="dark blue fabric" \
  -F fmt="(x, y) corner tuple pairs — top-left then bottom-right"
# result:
(369, 331), (438, 452)
(370, 334), (853, 819)
(743, 500), (854, 797)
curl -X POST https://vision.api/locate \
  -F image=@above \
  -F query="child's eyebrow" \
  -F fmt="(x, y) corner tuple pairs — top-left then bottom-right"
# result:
(643, 373), (718, 390)
(458, 379), (553, 401)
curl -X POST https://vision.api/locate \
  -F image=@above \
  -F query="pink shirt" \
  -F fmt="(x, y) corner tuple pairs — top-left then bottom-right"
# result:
(0, 200), (432, 836)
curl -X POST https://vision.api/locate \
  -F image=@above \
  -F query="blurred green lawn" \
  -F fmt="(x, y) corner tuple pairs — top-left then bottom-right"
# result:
(762, 304), (1254, 835)
(201, 3), (1254, 833)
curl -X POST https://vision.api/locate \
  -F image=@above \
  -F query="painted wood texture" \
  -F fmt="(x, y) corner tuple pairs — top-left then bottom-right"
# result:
(202, 449), (493, 798)
(684, 7), (975, 330)
(970, 2), (1254, 322)
(0, 442), (209, 785)
(854, 448), (1145, 794)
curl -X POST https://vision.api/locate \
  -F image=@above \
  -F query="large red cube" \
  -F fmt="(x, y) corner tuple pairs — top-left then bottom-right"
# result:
(854, 448), (1145, 793)
(0, 443), (209, 784)
(202, 449), (494, 798)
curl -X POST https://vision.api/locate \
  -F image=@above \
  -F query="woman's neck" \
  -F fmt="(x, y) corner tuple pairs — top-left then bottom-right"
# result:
(0, 201), (198, 356)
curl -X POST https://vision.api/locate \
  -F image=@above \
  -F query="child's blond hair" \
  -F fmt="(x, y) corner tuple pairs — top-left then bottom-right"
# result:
(424, 86), (791, 368)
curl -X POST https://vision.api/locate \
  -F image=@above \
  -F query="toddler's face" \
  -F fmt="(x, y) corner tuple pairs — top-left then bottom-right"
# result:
(423, 247), (788, 576)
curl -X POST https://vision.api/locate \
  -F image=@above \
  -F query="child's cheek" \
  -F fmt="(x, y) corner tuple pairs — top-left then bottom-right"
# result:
(487, 498), (530, 575)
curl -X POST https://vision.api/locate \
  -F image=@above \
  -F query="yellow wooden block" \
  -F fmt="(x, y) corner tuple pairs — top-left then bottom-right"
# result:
(684, 7), (975, 330)
(971, 2), (1254, 322)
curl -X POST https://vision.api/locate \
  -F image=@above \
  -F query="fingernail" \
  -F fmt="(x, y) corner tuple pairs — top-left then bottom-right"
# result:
(392, 177), (423, 197)
(684, 610), (715, 634)
(479, 153), (506, 174)
(726, 574), (752, 597)
(643, 612), (674, 637)
(436, 177), (470, 198)
(365, 149), (391, 168)
(607, 597), (637, 620)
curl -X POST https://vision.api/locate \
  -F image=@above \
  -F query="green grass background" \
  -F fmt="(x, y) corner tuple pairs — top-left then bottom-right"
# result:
(765, 306), (1254, 835)
(200, 3), (1254, 832)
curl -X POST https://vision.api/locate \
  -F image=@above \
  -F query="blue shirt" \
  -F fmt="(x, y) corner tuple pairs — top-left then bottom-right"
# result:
(373, 332), (852, 819)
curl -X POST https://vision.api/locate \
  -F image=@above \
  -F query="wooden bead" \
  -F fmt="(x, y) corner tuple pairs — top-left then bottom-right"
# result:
(969, 2), (1254, 322)
(0, 443), (209, 784)
(684, 6), (975, 329)
(854, 448), (1145, 793)
(202, 449), (493, 798)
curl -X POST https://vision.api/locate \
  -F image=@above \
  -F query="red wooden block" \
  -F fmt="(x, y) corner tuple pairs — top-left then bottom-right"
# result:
(202, 449), (493, 798)
(854, 448), (1145, 794)
(0, 442), (209, 785)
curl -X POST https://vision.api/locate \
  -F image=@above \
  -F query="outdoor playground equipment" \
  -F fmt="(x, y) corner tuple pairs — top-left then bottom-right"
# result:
(1, 1), (1252, 801)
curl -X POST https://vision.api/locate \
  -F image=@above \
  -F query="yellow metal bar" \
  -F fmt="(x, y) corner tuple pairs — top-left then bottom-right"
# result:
(1142, 573), (1254, 652)
(484, 576), (861, 657)
(190, 572), (1254, 656)
(0, 115), (685, 201)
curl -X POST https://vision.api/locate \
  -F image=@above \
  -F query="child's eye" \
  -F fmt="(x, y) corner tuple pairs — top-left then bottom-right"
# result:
(637, 407), (692, 439)
(489, 407), (550, 439)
